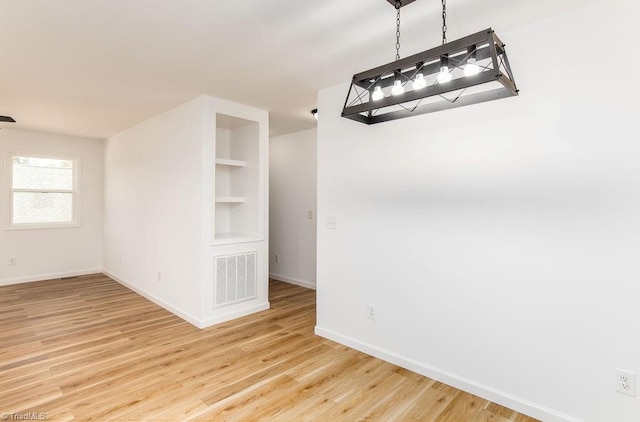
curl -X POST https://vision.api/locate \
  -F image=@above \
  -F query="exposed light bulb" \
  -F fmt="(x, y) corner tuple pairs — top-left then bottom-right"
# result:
(464, 57), (480, 76)
(371, 85), (384, 101)
(413, 73), (427, 90)
(437, 65), (451, 84)
(391, 79), (404, 96)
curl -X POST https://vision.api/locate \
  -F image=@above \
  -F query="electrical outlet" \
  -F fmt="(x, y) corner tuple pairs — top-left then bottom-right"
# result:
(9, 256), (16, 266)
(275, 254), (280, 264)
(308, 210), (313, 219)
(368, 304), (376, 320)
(616, 369), (636, 397)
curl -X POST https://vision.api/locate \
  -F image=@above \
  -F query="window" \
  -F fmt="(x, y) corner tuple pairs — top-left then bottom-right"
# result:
(8, 154), (80, 229)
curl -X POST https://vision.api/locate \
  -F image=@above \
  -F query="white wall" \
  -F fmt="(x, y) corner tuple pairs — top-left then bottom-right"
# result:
(316, 1), (639, 421)
(104, 96), (270, 328)
(0, 129), (103, 285)
(103, 97), (206, 324)
(269, 129), (317, 289)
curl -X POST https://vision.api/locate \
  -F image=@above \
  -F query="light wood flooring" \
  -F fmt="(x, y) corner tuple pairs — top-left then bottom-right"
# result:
(0, 274), (539, 421)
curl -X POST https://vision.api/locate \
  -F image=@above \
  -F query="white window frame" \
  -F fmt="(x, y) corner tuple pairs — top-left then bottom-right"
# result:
(5, 151), (81, 230)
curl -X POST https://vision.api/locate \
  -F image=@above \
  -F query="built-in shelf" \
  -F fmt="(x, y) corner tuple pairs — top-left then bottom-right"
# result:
(213, 112), (262, 246)
(213, 233), (262, 245)
(215, 196), (246, 203)
(204, 98), (268, 326)
(215, 158), (246, 167)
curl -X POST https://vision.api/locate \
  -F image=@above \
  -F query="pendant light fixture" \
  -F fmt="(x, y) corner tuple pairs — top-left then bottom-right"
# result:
(341, 0), (518, 124)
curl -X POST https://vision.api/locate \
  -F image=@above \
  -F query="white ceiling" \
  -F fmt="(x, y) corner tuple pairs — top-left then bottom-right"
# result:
(0, 0), (594, 139)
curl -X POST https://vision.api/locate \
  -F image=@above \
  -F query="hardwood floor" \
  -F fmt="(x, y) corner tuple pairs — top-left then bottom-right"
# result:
(0, 274), (539, 421)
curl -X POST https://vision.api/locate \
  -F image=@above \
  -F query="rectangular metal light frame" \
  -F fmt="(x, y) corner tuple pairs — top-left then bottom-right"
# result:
(386, 0), (417, 7)
(341, 28), (518, 125)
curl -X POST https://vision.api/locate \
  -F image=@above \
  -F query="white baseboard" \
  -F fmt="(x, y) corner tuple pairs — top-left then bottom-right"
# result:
(199, 302), (271, 329)
(103, 270), (203, 329)
(0, 268), (102, 286)
(269, 273), (316, 290)
(103, 270), (270, 330)
(314, 326), (580, 422)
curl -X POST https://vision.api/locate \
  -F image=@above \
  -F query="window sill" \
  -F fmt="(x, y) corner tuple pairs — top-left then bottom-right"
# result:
(5, 222), (82, 231)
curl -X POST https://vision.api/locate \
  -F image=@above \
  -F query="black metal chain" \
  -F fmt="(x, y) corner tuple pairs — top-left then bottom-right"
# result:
(441, 0), (447, 44)
(395, 1), (401, 60)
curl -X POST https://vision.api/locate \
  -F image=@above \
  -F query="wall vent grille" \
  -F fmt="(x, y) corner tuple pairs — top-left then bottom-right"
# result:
(214, 252), (256, 308)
